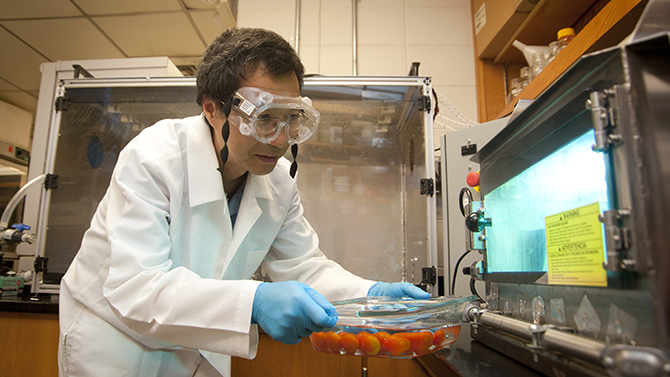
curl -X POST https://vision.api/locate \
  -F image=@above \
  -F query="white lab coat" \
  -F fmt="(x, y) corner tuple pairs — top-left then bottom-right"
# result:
(58, 115), (375, 377)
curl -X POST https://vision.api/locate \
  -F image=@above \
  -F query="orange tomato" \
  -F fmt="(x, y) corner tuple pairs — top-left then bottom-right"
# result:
(384, 334), (411, 356)
(339, 332), (359, 354)
(310, 332), (329, 352)
(433, 329), (446, 346)
(373, 332), (390, 352)
(359, 334), (381, 356)
(356, 331), (371, 342)
(401, 331), (433, 355)
(326, 331), (343, 353)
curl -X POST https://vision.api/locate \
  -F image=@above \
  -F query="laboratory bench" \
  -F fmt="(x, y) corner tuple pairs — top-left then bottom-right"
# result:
(0, 293), (541, 377)
(0, 290), (60, 376)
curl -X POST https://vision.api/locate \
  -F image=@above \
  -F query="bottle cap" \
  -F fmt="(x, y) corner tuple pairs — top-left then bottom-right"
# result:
(557, 28), (575, 40)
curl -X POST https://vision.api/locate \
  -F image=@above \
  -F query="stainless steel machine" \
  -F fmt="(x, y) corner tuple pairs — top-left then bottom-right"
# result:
(453, 12), (670, 377)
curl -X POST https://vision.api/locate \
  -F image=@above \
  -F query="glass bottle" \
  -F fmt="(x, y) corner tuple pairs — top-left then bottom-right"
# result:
(519, 66), (531, 88)
(547, 41), (560, 63)
(530, 51), (547, 80)
(555, 28), (575, 56)
(508, 78), (521, 104)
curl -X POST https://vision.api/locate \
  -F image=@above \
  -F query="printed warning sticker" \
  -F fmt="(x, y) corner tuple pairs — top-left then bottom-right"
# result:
(545, 202), (607, 287)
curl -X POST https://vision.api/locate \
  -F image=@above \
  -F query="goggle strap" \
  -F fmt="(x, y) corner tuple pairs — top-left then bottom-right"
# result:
(216, 98), (234, 173)
(290, 144), (298, 178)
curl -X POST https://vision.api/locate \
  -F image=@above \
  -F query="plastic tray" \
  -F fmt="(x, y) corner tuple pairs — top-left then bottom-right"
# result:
(309, 295), (475, 358)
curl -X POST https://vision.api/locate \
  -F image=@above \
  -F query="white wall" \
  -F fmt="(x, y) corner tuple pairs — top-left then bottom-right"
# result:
(0, 99), (32, 150)
(237, 0), (477, 142)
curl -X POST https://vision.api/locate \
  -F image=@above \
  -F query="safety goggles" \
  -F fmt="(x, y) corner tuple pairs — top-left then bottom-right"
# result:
(225, 87), (321, 145)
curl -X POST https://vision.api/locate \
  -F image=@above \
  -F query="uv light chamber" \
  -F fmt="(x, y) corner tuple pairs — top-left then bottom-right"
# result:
(452, 29), (670, 377)
(20, 74), (439, 296)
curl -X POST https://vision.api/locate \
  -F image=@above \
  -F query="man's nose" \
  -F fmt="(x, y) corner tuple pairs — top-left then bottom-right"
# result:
(269, 123), (289, 147)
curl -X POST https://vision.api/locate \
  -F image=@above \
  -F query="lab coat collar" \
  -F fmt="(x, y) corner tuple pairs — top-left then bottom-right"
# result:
(186, 115), (225, 207)
(186, 115), (274, 206)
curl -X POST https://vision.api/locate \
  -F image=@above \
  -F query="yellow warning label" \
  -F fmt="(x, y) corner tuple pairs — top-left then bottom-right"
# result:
(545, 202), (607, 287)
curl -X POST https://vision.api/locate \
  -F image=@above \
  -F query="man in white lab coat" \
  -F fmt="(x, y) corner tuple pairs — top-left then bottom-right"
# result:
(57, 28), (427, 377)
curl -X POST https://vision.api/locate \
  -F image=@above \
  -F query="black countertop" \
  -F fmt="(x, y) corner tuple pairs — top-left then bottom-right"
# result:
(417, 325), (543, 377)
(0, 289), (58, 314)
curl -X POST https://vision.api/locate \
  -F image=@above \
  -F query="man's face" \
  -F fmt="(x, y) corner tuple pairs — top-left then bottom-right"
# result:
(204, 69), (300, 180)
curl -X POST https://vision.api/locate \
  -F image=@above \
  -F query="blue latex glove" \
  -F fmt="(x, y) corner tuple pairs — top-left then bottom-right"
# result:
(251, 281), (338, 345)
(367, 281), (430, 299)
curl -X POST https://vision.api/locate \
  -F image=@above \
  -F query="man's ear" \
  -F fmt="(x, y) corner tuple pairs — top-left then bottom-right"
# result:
(201, 96), (218, 121)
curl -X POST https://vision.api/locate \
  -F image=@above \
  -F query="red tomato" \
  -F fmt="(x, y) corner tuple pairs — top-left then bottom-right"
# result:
(310, 332), (329, 352)
(373, 332), (390, 352)
(339, 332), (359, 354)
(433, 329), (446, 346)
(359, 334), (381, 356)
(384, 334), (411, 356)
(326, 331), (343, 353)
(401, 331), (433, 355)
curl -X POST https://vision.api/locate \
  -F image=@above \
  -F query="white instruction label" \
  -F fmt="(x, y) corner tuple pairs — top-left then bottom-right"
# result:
(474, 3), (486, 35)
(238, 99), (255, 116)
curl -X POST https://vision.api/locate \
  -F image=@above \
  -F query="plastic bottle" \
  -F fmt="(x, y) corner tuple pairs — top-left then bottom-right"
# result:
(555, 28), (575, 55)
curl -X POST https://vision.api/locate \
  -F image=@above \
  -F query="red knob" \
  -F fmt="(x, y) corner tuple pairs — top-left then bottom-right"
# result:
(466, 171), (480, 187)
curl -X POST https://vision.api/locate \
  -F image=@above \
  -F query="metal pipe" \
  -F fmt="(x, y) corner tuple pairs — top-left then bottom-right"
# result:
(352, 0), (358, 76)
(543, 329), (606, 365)
(0, 173), (46, 229)
(294, 0), (301, 55)
(469, 309), (607, 366)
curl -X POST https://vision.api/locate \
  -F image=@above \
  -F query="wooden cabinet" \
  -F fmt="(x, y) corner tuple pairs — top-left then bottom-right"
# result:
(473, 0), (649, 122)
(0, 312), (60, 376)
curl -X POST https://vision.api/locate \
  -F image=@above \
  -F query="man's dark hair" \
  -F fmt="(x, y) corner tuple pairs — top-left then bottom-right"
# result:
(196, 27), (305, 111)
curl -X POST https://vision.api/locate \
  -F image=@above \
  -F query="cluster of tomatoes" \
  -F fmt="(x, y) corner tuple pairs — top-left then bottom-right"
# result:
(309, 325), (460, 358)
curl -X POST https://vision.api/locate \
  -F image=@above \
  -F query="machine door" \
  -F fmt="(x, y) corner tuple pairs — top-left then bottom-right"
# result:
(300, 77), (438, 291)
(36, 79), (200, 290)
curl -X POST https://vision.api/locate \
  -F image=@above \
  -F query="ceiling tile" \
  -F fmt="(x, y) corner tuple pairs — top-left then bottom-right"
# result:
(2, 18), (126, 61)
(190, 9), (227, 45)
(0, 91), (38, 118)
(0, 77), (18, 91)
(0, 0), (82, 19)
(182, 0), (219, 10)
(93, 13), (206, 57)
(0, 27), (48, 91)
(73, 0), (181, 15)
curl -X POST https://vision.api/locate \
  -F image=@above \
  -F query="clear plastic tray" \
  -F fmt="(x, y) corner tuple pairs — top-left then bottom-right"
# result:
(309, 295), (475, 358)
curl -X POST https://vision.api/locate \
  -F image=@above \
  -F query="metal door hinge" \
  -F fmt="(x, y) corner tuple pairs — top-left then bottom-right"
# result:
(422, 266), (436, 285)
(418, 95), (431, 112)
(34, 256), (49, 273)
(600, 209), (632, 271)
(55, 96), (69, 112)
(587, 88), (623, 152)
(44, 173), (59, 190)
(420, 178), (434, 196)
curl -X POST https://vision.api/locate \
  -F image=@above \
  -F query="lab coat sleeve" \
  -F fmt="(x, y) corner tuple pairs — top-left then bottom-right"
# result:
(262, 177), (376, 301)
(98, 141), (261, 359)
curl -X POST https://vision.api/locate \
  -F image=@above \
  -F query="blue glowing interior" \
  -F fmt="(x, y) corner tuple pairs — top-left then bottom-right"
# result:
(483, 130), (610, 273)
